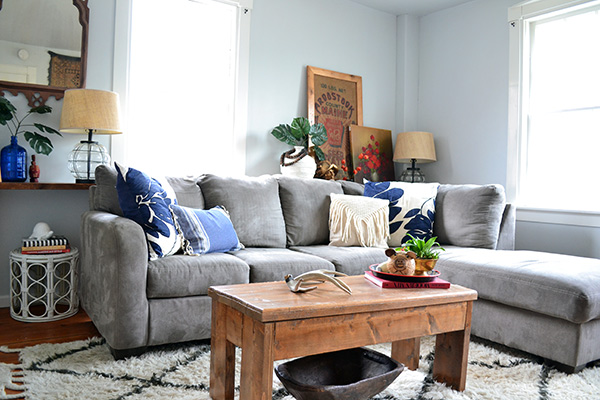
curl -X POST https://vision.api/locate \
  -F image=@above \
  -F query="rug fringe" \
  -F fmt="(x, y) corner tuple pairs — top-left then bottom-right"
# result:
(0, 347), (21, 354)
(0, 362), (25, 400)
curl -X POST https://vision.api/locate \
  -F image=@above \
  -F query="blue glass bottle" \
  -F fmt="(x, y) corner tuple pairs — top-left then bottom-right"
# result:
(1, 136), (28, 182)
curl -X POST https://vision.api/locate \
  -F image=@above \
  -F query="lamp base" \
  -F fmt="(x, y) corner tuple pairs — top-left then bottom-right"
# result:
(68, 140), (110, 183)
(399, 168), (426, 183)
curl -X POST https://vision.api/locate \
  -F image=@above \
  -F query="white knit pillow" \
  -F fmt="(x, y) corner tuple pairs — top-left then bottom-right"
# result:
(328, 193), (390, 248)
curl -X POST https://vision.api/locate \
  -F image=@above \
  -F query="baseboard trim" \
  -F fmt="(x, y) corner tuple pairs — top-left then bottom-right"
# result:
(0, 295), (9, 308)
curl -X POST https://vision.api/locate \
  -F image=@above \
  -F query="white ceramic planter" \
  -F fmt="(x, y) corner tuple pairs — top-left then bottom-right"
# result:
(280, 146), (316, 179)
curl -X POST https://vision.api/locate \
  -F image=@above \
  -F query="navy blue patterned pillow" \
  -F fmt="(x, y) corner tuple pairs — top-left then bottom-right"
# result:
(171, 205), (243, 254)
(115, 163), (182, 259)
(364, 181), (439, 246)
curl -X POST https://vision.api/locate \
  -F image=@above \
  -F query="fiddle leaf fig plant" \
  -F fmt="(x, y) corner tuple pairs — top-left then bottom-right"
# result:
(271, 116), (328, 161)
(399, 234), (445, 259)
(0, 96), (62, 155)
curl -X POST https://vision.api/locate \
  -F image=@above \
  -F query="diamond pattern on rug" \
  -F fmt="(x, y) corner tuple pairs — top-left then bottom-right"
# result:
(1, 336), (598, 400)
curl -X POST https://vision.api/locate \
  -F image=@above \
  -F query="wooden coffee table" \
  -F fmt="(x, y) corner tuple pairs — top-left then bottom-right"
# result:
(209, 275), (477, 400)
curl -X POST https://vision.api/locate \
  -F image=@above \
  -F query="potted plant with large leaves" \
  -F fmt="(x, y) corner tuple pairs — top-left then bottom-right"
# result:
(0, 96), (62, 182)
(399, 234), (445, 275)
(271, 117), (327, 179)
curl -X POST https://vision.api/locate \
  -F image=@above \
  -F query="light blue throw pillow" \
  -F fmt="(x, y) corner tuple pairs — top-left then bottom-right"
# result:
(171, 205), (243, 255)
(115, 163), (182, 260)
(364, 181), (439, 246)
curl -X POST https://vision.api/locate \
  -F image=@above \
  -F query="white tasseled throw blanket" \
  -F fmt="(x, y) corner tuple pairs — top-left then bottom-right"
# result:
(329, 193), (390, 248)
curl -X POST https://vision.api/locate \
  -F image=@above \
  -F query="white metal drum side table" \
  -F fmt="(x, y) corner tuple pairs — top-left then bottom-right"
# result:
(9, 247), (79, 322)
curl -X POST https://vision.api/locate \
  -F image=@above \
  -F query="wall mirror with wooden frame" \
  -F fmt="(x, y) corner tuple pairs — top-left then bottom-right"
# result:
(0, 0), (89, 107)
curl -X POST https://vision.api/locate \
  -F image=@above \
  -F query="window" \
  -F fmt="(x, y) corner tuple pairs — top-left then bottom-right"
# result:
(508, 0), (600, 216)
(112, 0), (251, 177)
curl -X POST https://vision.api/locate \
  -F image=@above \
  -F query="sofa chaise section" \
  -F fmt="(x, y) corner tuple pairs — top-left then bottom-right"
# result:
(437, 247), (600, 371)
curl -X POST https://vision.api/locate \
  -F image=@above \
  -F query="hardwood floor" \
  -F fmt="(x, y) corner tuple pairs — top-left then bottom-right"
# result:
(0, 306), (100, 364)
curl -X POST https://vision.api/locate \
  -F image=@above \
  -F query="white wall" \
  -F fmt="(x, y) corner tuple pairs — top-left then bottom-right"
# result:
(0, 0), (116, 306)
(417, 0), (514, 185)
(246, 0), (398, 176)
(2, 0), (597, 306)
(415, 0), (600, 258)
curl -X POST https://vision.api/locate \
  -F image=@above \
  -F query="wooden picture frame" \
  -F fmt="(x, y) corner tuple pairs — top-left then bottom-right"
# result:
(307, 66), (362, 180)
(349, 124), (394, 183)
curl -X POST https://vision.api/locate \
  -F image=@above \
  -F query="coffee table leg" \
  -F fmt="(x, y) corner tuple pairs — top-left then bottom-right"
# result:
(210, 301), (235, 400)
(391, 337), (421, 370)
(432, 301), (473, 391)
(240, 315), (275, 400)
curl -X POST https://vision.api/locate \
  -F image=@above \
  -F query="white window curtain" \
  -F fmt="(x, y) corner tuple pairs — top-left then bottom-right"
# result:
(508, 0), (600, 217)
(112, 0), (251, 178)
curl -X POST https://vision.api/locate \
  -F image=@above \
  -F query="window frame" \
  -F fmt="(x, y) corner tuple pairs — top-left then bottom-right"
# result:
(111, 0), (252, 175)
(507, 0), (600, 228)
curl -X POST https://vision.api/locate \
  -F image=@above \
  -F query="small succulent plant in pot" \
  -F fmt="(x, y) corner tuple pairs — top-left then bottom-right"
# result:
(399, 234), (445, 275)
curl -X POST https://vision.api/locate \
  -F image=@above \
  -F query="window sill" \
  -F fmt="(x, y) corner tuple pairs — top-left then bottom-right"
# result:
(516, 206), (600, 228)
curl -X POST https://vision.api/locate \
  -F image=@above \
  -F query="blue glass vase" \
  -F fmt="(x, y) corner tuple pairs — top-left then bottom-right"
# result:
(1, 136), (28, 182)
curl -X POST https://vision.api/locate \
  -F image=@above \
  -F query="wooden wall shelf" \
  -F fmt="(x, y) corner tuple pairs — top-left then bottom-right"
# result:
(0, 182), (93, 190)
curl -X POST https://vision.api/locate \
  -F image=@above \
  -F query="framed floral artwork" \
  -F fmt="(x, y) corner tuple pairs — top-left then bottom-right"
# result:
(307, 66), (363, 180)
(348, 124), (394, 182)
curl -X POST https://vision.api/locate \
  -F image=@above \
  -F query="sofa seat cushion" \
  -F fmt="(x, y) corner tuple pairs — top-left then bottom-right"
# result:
(230, 248), (335, 283)
(290, 245), (388, 276)
(277, 176), (343, 246)
(437, 247), (600, 324)
(147, 254), (249, 298)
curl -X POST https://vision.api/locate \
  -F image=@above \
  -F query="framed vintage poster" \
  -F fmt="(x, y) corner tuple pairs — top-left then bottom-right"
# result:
(307, 66), (362, 180)
(348, 124), (394, 183)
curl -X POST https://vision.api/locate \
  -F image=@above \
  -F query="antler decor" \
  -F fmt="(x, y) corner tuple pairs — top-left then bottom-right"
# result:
(284, 269), (352, 295)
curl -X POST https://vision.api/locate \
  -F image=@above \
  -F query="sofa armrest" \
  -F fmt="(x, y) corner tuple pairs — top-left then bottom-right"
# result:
(496, 204), (516, 250)
(80, 210), (149, 351)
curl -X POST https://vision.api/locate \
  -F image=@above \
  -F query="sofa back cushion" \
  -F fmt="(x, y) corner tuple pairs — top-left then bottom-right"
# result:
(91, 166), (205, 213)
(92, 165), (123, 216)
(340, 180), (364, 196)
(278, 176), (344, 246)
(198, 174), (286, 248)
(433, 184), (506, 249)
(165, 176), (204, 209)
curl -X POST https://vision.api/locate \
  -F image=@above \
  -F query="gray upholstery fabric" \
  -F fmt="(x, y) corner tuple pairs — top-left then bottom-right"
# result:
(278, 176), (343, 246)
(147, 253), (249, 298)
(79, 210), (149, 351)
(165, 176), (205, 209)
(438, 247), (600, 323)
(434, 184), (506, 249)
(230, 248), (334, 283)
(290, 245), (388, 276)
(92, 165), (123, 216)
(340, 180), (364, 196)
(80, 175), (600, 371)
(148, 296), (212, 346)
(496, 204), (516, 250)
(472, 299), (600, 370)
(198, 174), (287, 248)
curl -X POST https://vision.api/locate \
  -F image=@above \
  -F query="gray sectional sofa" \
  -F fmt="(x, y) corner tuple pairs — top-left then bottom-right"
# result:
(79, 165), (600, 372)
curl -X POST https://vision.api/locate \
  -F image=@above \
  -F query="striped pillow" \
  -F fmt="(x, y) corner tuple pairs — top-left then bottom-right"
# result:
(171, 205), (243, 255)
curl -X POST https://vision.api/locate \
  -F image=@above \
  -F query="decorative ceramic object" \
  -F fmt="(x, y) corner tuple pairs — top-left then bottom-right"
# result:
(29, 155), (40, 182)
(280, 146), (316, 179)
(29, 222), (54, 240)
(284, 269), (351, 294)
(0, 136), (27, 182)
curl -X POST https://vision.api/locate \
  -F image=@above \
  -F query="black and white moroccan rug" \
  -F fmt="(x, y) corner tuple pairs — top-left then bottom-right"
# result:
(1, 336), (599, 399)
